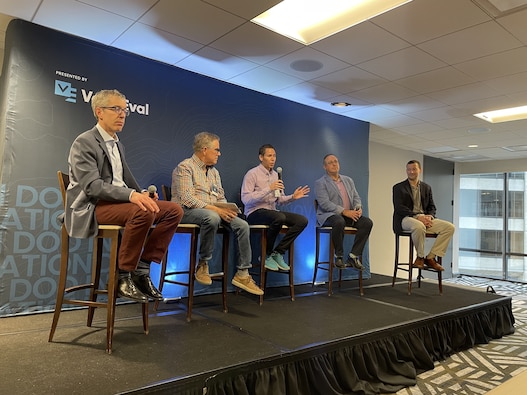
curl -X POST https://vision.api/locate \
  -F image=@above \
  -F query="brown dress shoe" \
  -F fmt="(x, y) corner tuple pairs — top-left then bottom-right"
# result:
(413, 257), (425, 269)
(425, 258), (444, 271)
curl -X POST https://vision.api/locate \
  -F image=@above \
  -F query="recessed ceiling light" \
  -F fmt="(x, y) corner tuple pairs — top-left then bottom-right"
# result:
(331, 102), (351, 107)
(467, 127), (491, 134)
(474, 105), (527, 123)
(251, 0), (413, 45)
(468, 144), (478, 148)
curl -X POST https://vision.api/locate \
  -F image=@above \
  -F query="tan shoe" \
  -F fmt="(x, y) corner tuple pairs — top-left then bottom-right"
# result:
(425, 258), (444, 271)
(231, 274), (263, 295)
(413, 257), (425, 269)
(195, 263), (212, 285)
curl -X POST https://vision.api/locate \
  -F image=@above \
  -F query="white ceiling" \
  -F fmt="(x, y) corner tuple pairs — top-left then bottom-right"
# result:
(2, 0), (527, 162)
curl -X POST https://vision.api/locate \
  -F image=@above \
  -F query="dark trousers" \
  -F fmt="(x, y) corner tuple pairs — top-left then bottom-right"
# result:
(322, 214), (373, 257)
(247, 209), (308, 255)
(95, 200), (183, 271)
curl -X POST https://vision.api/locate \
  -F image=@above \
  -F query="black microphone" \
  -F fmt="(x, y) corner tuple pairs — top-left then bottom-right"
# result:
(275, 167), (282, 198)
(148, 185), (157, 198)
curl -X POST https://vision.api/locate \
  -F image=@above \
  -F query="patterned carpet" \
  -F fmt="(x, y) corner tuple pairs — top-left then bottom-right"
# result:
(394, 276), (527, 395)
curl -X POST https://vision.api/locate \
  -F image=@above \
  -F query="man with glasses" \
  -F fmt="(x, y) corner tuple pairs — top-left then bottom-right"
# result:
(172, 132), (263, 296)
(63, 89), (183, 302)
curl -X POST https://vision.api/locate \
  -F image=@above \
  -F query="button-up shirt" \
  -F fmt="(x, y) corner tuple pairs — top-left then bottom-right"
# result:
(241, 164), (292, 216)
(172, 153), (225, 208)
(97, 125), (126, 188)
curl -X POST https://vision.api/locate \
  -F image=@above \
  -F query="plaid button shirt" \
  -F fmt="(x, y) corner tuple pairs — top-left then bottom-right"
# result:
(172, 153), (226, 208)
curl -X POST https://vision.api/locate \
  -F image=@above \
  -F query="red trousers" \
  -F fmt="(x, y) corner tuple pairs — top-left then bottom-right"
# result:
(95, 200), (183, 271)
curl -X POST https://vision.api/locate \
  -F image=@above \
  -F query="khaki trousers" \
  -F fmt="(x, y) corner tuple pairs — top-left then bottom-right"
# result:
(401, 216), (455, 258)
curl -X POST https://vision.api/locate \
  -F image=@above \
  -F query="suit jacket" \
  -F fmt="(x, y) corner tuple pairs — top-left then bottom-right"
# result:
(392, 179), (436, 234)
(63, 126), (141, 238)
(314, 174), (362, 227)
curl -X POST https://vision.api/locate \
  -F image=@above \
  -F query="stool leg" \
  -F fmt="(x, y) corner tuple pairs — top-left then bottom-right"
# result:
(312, 230), (321, 286)
(392, 235), (400, 287)
(259, 230), (267, 306)
(106, 234), (119, 354)
(88, 237), (103, 327)
(49, 226), (69, 342)
(187, 232), (198, 322)
(221, 232), (229, 312)
(288, 242), (295, 301)
(154, 251), (168, 311)
(358, 269), (364, 296)
(328, 235), (334, 296)
(408, 237), (414, 295)
(142, 302), (149, 335)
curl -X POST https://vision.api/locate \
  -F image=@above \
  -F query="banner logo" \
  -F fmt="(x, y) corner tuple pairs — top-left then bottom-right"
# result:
(53, 74), (150, 116)
(54, 80), (77, 103)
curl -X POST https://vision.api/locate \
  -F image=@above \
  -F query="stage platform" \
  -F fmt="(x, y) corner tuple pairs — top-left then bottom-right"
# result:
(0, 274), (515, 395)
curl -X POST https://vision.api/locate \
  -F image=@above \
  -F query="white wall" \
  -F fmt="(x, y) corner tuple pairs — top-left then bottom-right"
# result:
(368, 142), (423, 277)
(369, 145), (527, 279)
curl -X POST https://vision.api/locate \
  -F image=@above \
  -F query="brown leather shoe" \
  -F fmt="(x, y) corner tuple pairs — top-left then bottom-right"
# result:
(413, 257), (425, 269)
(425, 258), (444, 271)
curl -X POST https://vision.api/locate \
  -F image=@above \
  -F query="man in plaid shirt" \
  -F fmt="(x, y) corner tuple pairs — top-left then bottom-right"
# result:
(172, 132), (263, 296)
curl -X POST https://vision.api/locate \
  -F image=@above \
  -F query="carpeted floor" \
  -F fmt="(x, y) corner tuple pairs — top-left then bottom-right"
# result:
(394, 275), (527, 395)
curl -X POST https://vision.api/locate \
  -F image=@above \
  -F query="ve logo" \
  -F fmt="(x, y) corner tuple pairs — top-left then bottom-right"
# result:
(54, 80), (77, 103)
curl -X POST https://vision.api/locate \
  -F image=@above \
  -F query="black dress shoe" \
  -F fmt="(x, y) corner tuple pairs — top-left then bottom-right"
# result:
(132, 274), (163, 300)
(118, 276), (148, 302)
(334, 257), (346, 269)
(346, 254), (363, 270)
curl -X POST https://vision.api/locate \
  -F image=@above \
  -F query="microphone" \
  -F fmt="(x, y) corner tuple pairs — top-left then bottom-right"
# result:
(275, 167), (283, 198)
(148, 185), (157, 198)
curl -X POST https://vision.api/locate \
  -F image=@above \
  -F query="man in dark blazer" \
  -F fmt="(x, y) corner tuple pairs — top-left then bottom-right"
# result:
(314, 154), (373, 269)
(392, 160), (454, 271)
(64, 89), (183, 301)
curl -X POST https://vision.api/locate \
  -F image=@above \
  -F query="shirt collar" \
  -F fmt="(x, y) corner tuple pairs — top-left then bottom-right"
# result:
(96, 124), (119, 143)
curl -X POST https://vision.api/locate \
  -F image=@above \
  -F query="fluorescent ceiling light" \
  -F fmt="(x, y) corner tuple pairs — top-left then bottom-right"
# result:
(251, 0), (413, 45)
(474, 105), (527, 123)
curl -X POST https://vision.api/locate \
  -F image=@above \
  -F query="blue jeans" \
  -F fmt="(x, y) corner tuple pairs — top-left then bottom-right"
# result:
(181, 208), (251, 270)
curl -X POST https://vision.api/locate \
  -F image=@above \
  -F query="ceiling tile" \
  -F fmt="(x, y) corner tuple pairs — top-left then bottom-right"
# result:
(358, 47), (446, 81)
(176, 46), (258, 80)
(139, 0), (244, 45)
(372, 0), (490, 44)
(34, 0), (134, 45)
(113, 23), (203, 65)
(418, 21), (523, 65)
(227, 66), (302, 94)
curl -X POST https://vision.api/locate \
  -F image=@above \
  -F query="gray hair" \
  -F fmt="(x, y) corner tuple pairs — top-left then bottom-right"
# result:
(193, 131), (220, 153)
(91, 89), (126, 119)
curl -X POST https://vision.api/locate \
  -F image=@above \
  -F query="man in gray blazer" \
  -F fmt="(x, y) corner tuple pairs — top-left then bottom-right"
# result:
(64, 89), (183, 302)
(314, 154), (373, 269)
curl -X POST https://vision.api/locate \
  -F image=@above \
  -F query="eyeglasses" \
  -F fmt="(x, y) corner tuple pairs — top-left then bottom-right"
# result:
(100, 106), (130, 116)
(205, 147), (221, 153)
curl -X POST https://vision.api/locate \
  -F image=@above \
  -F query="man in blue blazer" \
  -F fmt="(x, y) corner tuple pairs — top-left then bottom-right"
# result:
(314, 154), (373, 269)
(392, 160), (454, 270)
(64, 89), (183, 301)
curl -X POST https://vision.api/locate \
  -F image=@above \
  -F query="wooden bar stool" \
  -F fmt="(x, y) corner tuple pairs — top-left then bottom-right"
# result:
(49, 171), (149, 354)
(392, 231), (443, 295)
(312, 200), (363, 296)
(249, 225), (295, 305)
(154, 185), (229, 321)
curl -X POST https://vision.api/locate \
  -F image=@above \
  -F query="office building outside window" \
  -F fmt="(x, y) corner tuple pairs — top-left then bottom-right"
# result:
(459, 172), (527, 282)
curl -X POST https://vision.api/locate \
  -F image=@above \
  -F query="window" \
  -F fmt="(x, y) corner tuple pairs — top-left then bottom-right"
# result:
(459, 172), (527, 282)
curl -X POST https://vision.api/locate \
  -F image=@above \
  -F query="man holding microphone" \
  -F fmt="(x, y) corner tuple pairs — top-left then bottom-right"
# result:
(241, 144), (309, 271)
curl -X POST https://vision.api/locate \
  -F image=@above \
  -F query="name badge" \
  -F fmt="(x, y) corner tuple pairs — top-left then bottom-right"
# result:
(211, 184), (218, 197)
